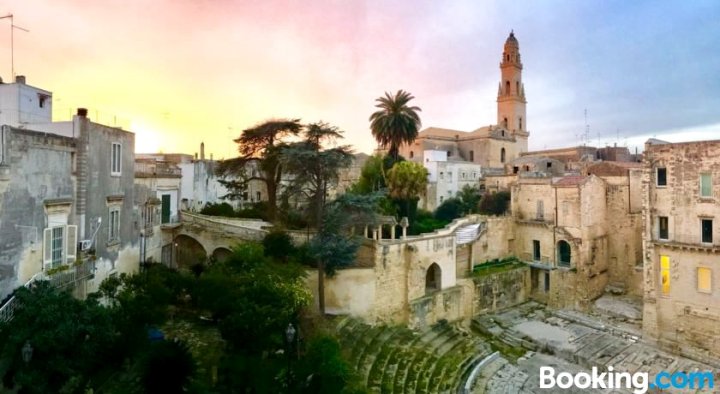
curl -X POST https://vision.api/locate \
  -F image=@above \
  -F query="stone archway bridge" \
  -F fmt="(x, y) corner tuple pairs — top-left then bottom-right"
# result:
(160, 211), (314, 264)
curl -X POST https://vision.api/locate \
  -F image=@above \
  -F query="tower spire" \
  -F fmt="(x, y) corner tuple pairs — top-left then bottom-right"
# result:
(497, 31), (527, 135)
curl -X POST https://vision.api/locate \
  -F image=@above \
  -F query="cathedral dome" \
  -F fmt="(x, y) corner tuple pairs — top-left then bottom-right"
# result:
(505, 31), (519, 48)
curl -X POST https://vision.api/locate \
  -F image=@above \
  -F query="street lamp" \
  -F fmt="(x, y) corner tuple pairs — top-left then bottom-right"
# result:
(21, 341), (32, 364)
(285, 323), (296, 391)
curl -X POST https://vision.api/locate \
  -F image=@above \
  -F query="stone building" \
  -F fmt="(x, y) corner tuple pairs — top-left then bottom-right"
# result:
(0, 77), (138, 299)
(510, 170), (643, 308)
(641, 138), (720, 362)
(399, 32), (529, 172)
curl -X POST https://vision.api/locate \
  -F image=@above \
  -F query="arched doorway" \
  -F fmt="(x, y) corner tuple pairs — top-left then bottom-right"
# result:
(211, 247), (232, 263)
(557, 240), (571, 267)
(174, 234), (207, 270)
(425, 263), (442, 294)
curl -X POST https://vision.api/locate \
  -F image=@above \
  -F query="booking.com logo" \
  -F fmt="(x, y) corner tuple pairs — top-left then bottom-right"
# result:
(540, 366), (714, 393)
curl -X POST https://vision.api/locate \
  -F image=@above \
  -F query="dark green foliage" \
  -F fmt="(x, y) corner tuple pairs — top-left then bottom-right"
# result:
(299, 335), (351, 394)
(139, 340), (195, 393)
(200, 202), (236, 217)
(457, 185), (482, 214)
(236, 201), (270, 220)
(0, 282), (125, 393)
(434, 197), (464, 221)
(478, 191), (511, 215)
(410, 209), (449, 235)
(263, 230), (296, 262)
(281, 122), (355, 228)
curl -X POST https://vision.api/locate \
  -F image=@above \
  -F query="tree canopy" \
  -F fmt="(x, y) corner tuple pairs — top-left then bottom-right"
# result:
(369, 90), (422, 160)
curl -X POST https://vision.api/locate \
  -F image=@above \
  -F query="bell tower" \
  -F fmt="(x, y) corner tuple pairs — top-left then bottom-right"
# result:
(497, 31), (528, 147)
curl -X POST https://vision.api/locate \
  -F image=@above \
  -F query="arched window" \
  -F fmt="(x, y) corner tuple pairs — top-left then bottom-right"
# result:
(557, 241), (571, 267)
(506, 54), (509, 61)
(409, 151), (414, 159)
(516, 81), (519, 94)
(505, 81), (510, 94)
(469, 150), (474, 162)
(425, 263), (442, 293)
(519, 117), (523, 130)
(503, 117), (508, 128)
(500, 148), (506, 163)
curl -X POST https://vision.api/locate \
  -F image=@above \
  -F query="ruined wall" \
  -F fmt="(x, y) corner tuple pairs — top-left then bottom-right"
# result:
(305, 268), (376, 318)
(511, 179), (554, 222)
(472, 266), (530, 315)
(471, 216), (514, 264)
(603, 175), (643, 296)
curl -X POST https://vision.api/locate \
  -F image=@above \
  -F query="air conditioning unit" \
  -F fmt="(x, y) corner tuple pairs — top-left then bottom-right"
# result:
(79, 240), (93, 251)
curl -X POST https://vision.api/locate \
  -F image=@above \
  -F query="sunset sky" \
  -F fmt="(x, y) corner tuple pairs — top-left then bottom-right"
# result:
(1, 1), (718, 159)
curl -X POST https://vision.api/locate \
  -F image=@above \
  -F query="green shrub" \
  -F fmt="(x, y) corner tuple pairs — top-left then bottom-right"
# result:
(434, 197), (463, 221)
(478, 191), (510, 215)
(200, 202), (235, 217)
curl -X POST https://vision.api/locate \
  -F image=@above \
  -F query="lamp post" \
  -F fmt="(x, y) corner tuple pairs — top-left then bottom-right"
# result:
(21, 341), (32, 364)
(285, 323), (296, 392)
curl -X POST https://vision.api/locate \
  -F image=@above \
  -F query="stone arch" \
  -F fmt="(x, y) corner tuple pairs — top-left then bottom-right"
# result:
(425, 263), (442, 294)
(557, 240), (572, 267)
(174, 234), (207, 270)
(211, 247), (232, 263)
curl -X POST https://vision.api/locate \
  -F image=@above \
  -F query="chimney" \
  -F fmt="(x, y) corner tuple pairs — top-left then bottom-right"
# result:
(200, 142), (205, 161)
(77, 108), (88, 117)
(15, 75), (26, 84)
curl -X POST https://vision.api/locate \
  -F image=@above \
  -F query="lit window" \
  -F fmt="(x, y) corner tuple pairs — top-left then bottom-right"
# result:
(700, 173), (712, 197)
(111, 143), (122, 175)
(656, 167), (667, 187)
(698, 267), (712, 293)
(660, 255), (670, 295)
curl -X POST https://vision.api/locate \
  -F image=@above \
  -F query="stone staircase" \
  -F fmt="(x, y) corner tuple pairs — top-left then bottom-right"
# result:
(337, 318), (491, 393)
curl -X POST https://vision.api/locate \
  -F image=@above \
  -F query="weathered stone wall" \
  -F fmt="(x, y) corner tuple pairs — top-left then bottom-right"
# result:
(642, 140), (720, 358)
(305, 267), (376, 318)
(472, 266), (530, 315)
(0, 128), (76, 297)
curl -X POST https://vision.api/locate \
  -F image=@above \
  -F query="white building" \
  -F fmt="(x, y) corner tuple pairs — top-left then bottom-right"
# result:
(421, 150), (482, 211)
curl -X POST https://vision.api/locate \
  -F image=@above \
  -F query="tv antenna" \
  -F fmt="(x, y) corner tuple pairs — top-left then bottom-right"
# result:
(0, 14), (29, 80)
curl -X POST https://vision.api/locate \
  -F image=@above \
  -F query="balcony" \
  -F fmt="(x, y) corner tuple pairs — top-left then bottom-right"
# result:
(45, 258), (96, 291)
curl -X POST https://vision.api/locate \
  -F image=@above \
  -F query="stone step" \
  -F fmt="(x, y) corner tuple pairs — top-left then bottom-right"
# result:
(357, 326), (398, 378)
(350, 325), (385, 370)
(366, 327), (411, 389)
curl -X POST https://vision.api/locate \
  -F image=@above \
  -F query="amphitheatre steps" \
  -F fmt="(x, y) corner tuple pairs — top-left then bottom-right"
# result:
(338, 318), (489, 393)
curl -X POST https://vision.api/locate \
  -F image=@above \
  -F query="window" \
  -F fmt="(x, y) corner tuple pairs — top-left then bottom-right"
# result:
(701, 219), (713, 243)
(472, 172), (477, 179)
(500, 148), (506, 163)
(440, 196), (444, 203)
(656, 167), (667, 187)
(505, 81), (510, 94)
(143, 205), (155, 227)
(439, 172), (444, 180)
(700, 173), (712, 197)
(658, 216), (669, 240)
(447, 171), (452, 181)
(111, 143), (122, 175)
(409, 151), (414, 158)
(256, 191), (261, 201)
(536, 200), (544, 220)
(109, 207), (120, 243)
(557, 240), (571, 267)
(447, 150), (452, 157)
(660, 255), (670, 295)
(513, 166), (519, 174)
(462, 172), (466, 179)
(516, 81), (519, 95)
(698, 267), (712, 293)
(469, 150), (474, 162)
(519, 117), (523, 130)
(503, 118), (508, 129)
(533, 240), (541, 261)
(38, 93), (49, 108)
(42, 225), (77, 269)
(544, 272), (550, 292)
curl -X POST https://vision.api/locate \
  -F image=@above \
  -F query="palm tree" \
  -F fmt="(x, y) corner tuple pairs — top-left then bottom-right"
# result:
(369, 90), (422, 161)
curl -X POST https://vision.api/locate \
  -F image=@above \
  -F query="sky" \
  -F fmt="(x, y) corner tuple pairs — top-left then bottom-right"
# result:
(1, 0), (719, 158)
